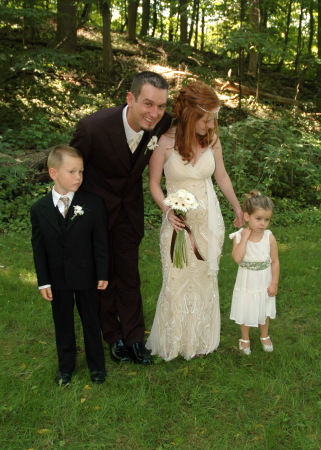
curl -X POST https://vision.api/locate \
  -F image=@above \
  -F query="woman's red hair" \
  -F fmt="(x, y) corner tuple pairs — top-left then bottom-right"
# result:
(172, 81), (220, 163)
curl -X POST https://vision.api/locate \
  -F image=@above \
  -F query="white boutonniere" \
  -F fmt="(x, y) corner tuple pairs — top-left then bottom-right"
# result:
(145, 135), (159, 154)
(71, 205), (84, 220)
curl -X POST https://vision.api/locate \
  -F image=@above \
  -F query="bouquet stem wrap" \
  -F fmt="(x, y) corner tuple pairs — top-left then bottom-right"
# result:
(170, 213), (204, 268)
(163, 190), (204, 270)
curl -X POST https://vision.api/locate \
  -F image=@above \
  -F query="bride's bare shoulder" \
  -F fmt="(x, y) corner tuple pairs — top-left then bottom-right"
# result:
(159, 127), (175, 148)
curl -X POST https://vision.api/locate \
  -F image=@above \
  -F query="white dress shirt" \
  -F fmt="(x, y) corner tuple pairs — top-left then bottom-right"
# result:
(122, 105), (143, 152)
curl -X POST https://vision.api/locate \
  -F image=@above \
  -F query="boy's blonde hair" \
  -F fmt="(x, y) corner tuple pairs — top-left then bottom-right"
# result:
(242, 190), (274, 215)
(47, 145), (83, 170)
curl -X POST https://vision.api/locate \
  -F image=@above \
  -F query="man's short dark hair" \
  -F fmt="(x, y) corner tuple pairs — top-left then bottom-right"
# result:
(130, 71), (168, 99)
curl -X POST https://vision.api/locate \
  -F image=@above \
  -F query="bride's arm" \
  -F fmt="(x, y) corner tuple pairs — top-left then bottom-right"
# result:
(149, 133), (185, 231)
(148, 134), (168, 214)
(212, 137), (244, 228)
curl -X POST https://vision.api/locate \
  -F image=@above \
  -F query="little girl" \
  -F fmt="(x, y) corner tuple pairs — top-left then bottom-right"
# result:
(229, 190), (280, 355)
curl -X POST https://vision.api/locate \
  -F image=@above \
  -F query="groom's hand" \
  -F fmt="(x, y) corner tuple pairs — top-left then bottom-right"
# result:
(97, 280), (108, 290)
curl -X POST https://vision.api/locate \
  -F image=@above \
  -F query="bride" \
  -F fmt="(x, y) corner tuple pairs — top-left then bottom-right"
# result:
(146, 81), (243, 361)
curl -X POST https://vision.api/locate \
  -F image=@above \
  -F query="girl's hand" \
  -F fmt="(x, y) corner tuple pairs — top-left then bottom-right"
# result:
(166, 209), (185, 232)
(267, 283), (278, 297)
(241, 227), (252, 240)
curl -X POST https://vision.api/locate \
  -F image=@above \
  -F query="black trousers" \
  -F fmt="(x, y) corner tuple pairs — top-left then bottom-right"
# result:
(99, 212), (145, 346)
(51, 287), (105, 373)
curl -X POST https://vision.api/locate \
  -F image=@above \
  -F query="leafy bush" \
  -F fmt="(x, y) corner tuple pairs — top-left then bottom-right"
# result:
(0, 162), (30, 202)
(272, 198), (321, 226)
(0, 48), (108, 150)
(221, 116), (321, 205)
(0, 160), (49, 233)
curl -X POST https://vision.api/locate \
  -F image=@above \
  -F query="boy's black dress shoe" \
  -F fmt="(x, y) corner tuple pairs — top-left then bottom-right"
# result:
(131, 342), (154, 365)
(55, 372), (72, 385)
(90, 370), (106, 384)
(110, 339), (134, 363)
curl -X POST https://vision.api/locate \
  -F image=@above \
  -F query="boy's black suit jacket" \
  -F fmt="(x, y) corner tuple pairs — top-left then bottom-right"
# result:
(30, 189), (108, 290)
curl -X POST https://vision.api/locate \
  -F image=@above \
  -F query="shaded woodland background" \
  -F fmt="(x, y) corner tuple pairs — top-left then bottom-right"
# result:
(2, 0), (321, 93)
(0, 0), (320, 233)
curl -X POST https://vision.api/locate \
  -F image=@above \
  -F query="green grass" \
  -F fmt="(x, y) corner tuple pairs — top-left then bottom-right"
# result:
(1, 225), (320, 449)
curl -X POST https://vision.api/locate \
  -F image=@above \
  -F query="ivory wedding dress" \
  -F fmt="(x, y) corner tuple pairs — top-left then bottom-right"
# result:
(146, 147), (225, 361)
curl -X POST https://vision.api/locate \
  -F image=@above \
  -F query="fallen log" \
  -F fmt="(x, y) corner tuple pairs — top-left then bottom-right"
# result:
(213, 79), (304, 107)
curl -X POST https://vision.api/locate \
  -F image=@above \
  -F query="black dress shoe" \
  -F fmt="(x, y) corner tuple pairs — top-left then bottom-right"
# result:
(90, 370), (106, 384)
(110, 339), (134, 363)
(55, 371), (72, 385)
(131, 342), (154, 365)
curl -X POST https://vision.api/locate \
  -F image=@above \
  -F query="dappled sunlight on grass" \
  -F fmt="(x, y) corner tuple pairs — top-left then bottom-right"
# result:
(277, 242), (289, 252)
(19, 269), (37, 285)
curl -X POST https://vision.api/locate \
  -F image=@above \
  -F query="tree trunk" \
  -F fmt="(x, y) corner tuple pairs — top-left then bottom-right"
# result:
(294, 3), (303, 75)
(238, 0), (246, 111)
(22, 0), (40, 44)
(55, 0), (77, 52)
(188, 0), (199, 45)
(193, 0), (199, 49)
(247, 0), (260, 76)
(168, 1), (177, 42)
(307, 0), (314, 55)
(318, 0), (321, 79)
(140, 0), (150, 37)
(127, 0), (139, 43)
(276, 0), (292, 72)
(78, 3), (92, 29)
(151, 0), (158, 37)
(158, 0), (165, 39)
(200, 5), (205, 51)
(179, 0), (188, 44)
(100, 0), (113, 76)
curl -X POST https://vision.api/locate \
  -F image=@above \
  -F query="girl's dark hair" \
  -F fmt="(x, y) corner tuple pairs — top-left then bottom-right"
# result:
(242, 190), (274, 214)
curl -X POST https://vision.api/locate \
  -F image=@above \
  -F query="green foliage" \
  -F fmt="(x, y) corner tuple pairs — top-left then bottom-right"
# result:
(0, 48), (109, 150)
(0, 6), (54, 28)
(0, 190), (47, 234)
(273, 198), (321, 227)
(0, 158), (49, 233)
(222, 27), (280, 61)
(220, 115), (321, 206)
(0, 5), (55, 44)
(1, 28), (321, 234)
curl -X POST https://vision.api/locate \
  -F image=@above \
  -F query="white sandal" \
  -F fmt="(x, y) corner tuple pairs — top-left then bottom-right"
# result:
(239, 339), (251, 355)
(260, 336), (273, 352)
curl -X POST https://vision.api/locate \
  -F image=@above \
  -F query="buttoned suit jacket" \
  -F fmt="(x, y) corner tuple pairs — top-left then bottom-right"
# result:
(70, 105), (172, 238)
(30, 189), (108, 290)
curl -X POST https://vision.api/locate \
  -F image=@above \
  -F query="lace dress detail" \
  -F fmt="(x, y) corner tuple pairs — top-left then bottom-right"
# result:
(229, 229), (276, 327)
(146, 148), (225, 361)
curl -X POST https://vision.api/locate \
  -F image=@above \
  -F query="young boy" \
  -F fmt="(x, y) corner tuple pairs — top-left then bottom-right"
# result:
(30, 145), (108, 385)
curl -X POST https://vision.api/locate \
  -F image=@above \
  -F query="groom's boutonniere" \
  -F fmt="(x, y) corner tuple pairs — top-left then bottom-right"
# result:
(145, 135), (159, 154)
(71, 205), (85, 220)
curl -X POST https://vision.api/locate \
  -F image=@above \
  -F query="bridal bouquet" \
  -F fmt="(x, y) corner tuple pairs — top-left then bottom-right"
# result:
(163, 189), (200, 269)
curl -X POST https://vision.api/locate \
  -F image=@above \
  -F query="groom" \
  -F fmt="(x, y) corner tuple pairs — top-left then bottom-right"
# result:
(70, 71), (171, 365)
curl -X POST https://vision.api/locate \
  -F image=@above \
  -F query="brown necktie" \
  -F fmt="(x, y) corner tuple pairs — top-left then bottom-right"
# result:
(60, 197), (70, 217)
